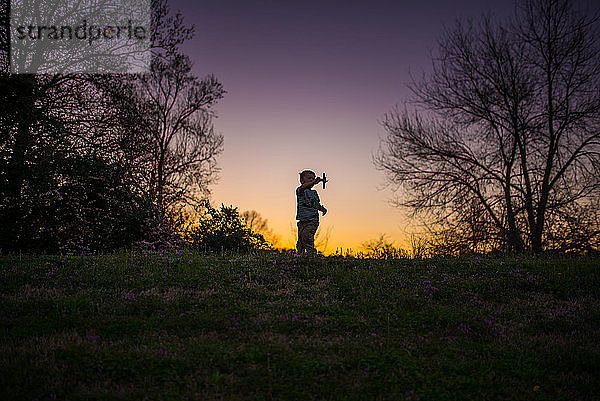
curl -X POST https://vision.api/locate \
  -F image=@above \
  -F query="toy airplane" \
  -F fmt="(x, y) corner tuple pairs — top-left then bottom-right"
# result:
(321, 172), (328, 189)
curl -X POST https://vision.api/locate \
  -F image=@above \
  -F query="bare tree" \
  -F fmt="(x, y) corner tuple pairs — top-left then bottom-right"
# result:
(241, 210), (281, 247)
(112, 0), (226, 214)
(136, 53), (225, 214)
(241, 210), (270, 233)
(376, 0), (600, 253)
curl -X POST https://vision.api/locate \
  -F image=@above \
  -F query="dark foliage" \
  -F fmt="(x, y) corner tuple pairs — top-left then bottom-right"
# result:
(186, 203), (271, 253)
(0, 0), (225, 254)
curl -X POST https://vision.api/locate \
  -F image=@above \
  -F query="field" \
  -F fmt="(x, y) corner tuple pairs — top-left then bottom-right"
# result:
(1, 252), (599, 400)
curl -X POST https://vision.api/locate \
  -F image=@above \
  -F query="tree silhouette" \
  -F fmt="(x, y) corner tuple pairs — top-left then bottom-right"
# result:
(241, 210), (281, 247)
(0, 0), (223, 253)
(376, 0), (600, 253)
(136, 53), (225, 215)
(241, 210), (269, 233)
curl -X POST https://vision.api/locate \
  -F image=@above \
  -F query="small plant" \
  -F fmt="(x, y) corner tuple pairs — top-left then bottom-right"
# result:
(361, 234), (407, 259)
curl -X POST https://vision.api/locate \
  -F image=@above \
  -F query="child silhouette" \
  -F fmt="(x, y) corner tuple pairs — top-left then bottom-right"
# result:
(295, 170), (327, 254)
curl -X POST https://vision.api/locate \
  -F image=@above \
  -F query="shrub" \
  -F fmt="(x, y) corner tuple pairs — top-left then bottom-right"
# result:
(185, 202), (270, 253)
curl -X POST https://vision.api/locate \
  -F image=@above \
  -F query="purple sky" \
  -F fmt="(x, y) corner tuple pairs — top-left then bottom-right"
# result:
(168, 0), (596, 252)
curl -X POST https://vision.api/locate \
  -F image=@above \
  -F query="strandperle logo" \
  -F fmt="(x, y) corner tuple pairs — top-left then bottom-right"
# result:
(14, 19), (148, 46)
(10, 0), (151, 74)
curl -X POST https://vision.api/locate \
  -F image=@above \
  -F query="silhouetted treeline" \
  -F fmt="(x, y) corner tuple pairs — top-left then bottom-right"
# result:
(376, 0), (600, 254)
(0, 0), (225, 254)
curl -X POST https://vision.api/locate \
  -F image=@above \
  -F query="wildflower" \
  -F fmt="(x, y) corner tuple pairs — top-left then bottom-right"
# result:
(457, 322), (470, 335)
(533, 385), (540, 392)
(86, 329), (101, 342)
(228, 317), (240, 330)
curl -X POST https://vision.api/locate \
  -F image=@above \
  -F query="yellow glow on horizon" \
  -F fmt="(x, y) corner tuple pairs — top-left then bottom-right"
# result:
(210, 160), (412, 255)
(204, 75), (414, 254)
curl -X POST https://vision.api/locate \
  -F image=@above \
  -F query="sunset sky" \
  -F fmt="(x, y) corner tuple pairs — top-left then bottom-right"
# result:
(169, 0), (595, 253)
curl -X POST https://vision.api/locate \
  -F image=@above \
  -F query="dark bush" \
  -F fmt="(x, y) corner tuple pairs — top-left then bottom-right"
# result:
(186, 203), (270, 253)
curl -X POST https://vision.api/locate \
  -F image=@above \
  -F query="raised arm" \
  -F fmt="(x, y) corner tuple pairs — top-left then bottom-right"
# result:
(296, 176), (321, 195)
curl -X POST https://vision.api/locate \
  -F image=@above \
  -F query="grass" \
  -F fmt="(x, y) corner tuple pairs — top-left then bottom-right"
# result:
(1, 251), (599, 400)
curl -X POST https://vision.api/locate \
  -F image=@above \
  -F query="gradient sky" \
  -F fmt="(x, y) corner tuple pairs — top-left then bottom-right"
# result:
(168, 0), (594, 253)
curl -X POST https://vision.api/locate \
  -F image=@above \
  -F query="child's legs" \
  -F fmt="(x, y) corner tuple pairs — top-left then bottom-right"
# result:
(296, 225), (303, 253)
(297, 220), (319, 253)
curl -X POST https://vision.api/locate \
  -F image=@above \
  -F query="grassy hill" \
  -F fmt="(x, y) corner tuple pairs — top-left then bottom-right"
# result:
(1, 252), (598, 400)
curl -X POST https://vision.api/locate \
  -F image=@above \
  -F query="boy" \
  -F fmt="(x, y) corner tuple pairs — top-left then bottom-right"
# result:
(296, 170), (328, 254)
